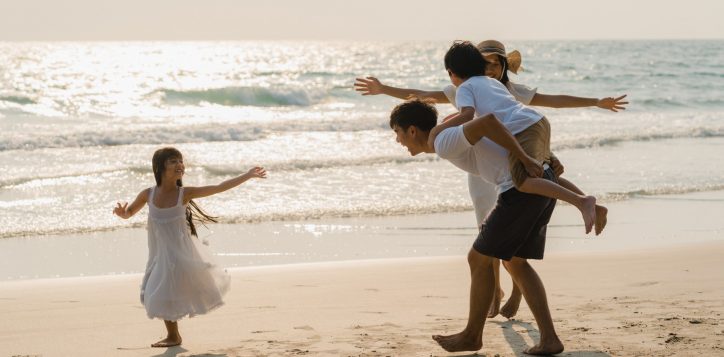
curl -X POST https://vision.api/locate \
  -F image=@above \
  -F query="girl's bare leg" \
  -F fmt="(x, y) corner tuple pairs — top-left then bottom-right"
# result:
(151, 320), (182, 348)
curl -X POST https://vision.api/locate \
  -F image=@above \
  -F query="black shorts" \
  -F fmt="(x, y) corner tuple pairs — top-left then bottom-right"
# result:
(473, 168), (557, 261)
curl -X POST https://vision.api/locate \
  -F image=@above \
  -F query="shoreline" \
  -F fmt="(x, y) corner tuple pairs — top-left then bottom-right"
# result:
(2, 189), (724, 281)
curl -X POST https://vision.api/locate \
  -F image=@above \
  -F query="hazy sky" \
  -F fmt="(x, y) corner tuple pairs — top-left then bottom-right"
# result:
(2, 0), (723, 41)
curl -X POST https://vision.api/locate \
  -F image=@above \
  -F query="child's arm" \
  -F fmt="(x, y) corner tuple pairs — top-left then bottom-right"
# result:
(113, 189), (149, 219)
(428, 107), (475, 146)
(354, 76), (449, 103)
(530, 93), (628, 112)
(430, 114), (544, 178)
(183, 167), (267, 202)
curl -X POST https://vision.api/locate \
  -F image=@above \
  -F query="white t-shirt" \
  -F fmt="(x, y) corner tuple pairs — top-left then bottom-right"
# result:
(434, 125), (514, 194)
(443, 81), (537, 107)
(455, 76), (543, 135)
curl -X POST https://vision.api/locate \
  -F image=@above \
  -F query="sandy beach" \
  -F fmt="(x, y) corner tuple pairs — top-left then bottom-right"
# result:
(1, 192), (724, 356)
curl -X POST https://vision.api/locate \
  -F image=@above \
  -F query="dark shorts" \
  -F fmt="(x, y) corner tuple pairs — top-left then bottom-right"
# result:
(473, 168), (557, 261)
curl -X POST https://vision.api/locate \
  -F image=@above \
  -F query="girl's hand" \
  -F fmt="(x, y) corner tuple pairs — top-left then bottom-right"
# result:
(246, 167), (267, 179)
(597, 94), (628, 112)
(113, 202), (129, 219)
(354, 76), (384, 96)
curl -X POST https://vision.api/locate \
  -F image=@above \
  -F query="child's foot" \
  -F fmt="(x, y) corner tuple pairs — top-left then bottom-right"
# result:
(594, 205), (608, 236)
(579, 196), (597, 234)
(151, 336), (182, 348)
(488, 289), (504, 318)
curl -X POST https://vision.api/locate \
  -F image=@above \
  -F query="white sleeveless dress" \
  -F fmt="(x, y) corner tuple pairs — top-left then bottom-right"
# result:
(141, 186), (230, 321)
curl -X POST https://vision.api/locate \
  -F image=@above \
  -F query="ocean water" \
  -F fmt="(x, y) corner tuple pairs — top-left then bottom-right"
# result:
(1, 40), (724, 239)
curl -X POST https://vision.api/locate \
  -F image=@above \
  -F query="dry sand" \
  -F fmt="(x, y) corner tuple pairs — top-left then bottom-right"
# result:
(1, 193), (723, 356)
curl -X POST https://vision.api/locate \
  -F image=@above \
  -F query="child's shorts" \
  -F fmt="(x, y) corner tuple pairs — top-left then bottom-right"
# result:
(508, 117), (555, 188)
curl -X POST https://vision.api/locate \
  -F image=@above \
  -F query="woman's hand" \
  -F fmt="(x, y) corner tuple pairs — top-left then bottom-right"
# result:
(597, 94), (628, 112)
(246, 166), (267, 179)
(354, 76), (384, 96)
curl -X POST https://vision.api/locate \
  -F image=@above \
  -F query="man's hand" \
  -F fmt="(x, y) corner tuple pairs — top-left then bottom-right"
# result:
(597, 94), (628, 112)
(522, 156), (544, 178)
(354, 76), (384, 96)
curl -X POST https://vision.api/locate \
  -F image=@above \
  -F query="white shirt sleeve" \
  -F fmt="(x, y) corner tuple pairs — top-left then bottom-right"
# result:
(455, 82), (476, 110)
(434, 126), (471, 160)
(442, 85), (458, 109)
(506, 82), (538, 105)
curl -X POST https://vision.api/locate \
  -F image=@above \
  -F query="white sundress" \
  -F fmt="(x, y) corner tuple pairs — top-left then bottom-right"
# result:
(141, 186), (230, 321)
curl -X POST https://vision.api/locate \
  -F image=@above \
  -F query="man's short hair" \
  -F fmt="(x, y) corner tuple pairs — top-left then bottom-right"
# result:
(444, 41), (487, 79)
(389, 99), (437, 132)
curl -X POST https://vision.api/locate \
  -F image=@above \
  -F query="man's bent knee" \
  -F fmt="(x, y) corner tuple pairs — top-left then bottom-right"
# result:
(503, 257), (529, 272)
(468, 248), (496, 268)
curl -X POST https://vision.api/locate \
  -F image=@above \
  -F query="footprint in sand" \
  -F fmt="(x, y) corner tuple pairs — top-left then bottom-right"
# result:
(633, 281), (660, 287)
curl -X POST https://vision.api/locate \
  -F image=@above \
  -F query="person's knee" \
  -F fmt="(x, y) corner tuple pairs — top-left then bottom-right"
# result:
(503, 257), (529, 273)
(467, 249), (495, 269)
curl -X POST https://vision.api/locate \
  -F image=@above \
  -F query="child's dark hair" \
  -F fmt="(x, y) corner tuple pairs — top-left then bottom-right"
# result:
(152, 147), (218, 237)
(444, 41), (487, 79)
(389, 99), (437, 132)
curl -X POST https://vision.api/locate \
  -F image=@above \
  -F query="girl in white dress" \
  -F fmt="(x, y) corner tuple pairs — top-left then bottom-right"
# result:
(113, 147), (266, 347)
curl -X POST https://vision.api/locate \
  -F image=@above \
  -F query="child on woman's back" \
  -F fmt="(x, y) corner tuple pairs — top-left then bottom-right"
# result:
(113, 147), (266, 347)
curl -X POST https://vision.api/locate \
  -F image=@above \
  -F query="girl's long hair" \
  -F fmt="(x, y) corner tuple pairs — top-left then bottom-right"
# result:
(152, 147), (218, 237)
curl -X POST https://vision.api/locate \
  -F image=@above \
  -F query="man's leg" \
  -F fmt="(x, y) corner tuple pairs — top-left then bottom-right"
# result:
(433, 249), (497, 352)
(503, 257), (564, 355)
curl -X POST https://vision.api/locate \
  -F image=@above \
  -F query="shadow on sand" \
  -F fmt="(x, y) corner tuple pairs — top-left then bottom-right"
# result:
(149, 345), (228, 357)
(490, 319), (611, 357)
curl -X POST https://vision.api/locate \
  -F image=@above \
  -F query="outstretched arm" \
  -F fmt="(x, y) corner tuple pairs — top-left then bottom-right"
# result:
(354, 76), (449, 103)
(113, 188), (149, 219)
(184, 167), (267, 202)
(530, 93), (628, 112)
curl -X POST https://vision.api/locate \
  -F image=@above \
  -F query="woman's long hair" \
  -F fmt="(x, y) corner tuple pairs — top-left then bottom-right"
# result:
(152, 147), (218, 237)
(496, 54), (510, 85)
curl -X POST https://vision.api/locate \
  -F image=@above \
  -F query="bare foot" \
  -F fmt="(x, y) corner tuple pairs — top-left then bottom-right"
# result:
(151, 336), (182, 348)
(523, 339), (564, 355)
(432, 331), (482, 352)
(578, 196), (597, 234)
(594, 205), (608, 236)
(500, 296), (521, 319)
(488, 289), (504, 318)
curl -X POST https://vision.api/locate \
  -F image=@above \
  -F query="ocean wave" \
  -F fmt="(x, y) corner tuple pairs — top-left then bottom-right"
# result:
(0, 156), (432, 190)
(5, 182), (724, 239)
(0, 120), (386, 151)
(153, 86), (323, 107)
(552, 126), (724, 150)
(0, 202), (474, 239)
(0, 95), (36, 105)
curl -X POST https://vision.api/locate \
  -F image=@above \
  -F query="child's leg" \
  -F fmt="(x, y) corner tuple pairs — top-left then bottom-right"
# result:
(556, 175), (608, 235)
(151, 320), (182, 348)
(510, 119), (596, 234)
(517, 177), (597, 234)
